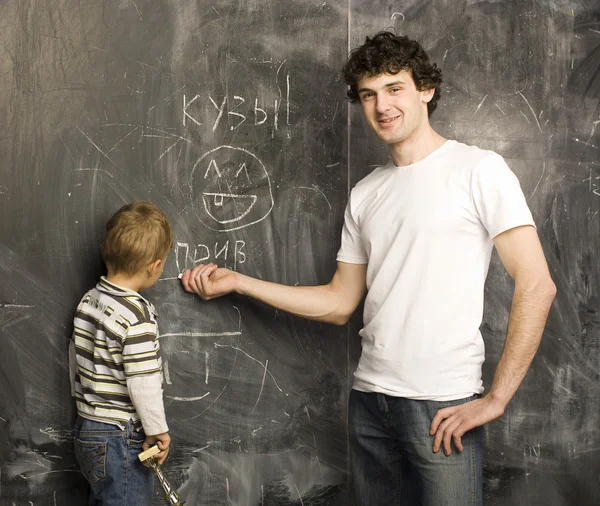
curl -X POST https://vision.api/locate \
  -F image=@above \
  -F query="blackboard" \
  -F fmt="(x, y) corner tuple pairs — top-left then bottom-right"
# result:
(1, 1), (599, 505)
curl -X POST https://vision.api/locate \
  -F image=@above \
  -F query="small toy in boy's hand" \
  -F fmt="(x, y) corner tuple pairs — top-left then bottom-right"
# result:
(138, 445), (161, 462)
(138, 446), (185, 505)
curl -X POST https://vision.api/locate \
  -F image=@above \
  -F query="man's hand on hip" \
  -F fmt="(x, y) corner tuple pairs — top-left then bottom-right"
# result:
(429, 396), (505, 456)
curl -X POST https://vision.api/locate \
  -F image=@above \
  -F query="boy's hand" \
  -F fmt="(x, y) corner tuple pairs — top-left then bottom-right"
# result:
(143, 432), (171, 465)
(181, 263), (238, 300)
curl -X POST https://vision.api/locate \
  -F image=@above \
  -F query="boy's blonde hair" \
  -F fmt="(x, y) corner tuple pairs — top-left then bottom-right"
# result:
(102, 201), (173, 276)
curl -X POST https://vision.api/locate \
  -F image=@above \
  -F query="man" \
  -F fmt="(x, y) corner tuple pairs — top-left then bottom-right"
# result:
(181, 32), (556, 505)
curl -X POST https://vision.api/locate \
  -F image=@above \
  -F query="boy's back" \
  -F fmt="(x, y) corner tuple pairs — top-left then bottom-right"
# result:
(72, 277), (163, 430)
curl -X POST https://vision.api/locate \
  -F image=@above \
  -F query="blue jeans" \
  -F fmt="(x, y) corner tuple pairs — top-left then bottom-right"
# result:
(349, 390), (483, 506)
(73, 416), (154, 506)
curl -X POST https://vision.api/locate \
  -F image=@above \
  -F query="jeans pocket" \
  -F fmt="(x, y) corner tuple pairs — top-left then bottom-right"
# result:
(75, 439), (107, 484)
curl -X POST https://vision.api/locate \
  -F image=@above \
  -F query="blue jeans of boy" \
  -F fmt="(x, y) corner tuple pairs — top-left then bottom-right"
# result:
(349, 390), (483, 506)
(73, 416), (154, 506)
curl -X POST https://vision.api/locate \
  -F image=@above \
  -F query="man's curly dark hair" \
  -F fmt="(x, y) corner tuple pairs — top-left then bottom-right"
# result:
(342, 31), (443, 117)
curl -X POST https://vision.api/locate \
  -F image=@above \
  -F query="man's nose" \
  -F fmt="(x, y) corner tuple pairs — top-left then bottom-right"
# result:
(375, 94), (391, 114)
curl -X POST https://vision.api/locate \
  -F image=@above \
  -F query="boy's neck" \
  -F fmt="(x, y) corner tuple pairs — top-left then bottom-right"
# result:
(106, 272), (145, 293)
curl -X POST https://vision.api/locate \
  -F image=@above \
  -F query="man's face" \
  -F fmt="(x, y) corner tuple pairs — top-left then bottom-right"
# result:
(357, 70), (433, 146)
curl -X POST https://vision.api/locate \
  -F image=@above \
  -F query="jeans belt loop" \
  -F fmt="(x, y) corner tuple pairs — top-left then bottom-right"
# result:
(376, 392), (389, 414)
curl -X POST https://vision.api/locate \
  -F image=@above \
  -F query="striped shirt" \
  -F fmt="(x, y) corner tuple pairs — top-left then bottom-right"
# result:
(71, 277), (163, 429)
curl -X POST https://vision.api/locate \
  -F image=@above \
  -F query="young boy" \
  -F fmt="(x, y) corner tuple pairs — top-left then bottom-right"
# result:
(69, 201), (173, 505)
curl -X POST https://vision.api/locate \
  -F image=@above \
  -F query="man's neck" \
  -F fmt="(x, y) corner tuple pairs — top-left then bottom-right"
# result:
(388, 127), (447, 167)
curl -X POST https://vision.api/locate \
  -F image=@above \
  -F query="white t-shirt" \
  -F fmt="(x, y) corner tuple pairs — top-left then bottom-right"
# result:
(337, 140), (536, 401)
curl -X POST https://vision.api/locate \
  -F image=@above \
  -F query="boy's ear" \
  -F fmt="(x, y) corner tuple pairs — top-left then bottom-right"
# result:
(147, 258), (163, 277)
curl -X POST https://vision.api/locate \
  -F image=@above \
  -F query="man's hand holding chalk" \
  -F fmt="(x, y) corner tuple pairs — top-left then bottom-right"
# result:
(180, 264), (239, 301)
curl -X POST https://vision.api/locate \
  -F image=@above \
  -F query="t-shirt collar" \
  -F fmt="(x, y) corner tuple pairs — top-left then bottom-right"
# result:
(96, 276), (157, 317)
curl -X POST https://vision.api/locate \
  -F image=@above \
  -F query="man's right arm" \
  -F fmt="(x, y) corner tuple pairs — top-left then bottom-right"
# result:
(181, 261), (368, 326)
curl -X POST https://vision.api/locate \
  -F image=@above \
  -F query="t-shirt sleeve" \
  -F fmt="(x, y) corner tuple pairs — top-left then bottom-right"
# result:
(122, 318), (162, 378)
(472, 154), (536, 238)
(336, 192), (369, 264)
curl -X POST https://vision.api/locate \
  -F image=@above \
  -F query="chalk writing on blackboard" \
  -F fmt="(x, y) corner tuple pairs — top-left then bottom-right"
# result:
(191, 146), (274, 232)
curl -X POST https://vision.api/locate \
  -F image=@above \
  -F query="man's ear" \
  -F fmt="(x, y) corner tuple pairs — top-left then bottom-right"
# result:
(147, 258), (163, 277)
(422, 87), (435, 103)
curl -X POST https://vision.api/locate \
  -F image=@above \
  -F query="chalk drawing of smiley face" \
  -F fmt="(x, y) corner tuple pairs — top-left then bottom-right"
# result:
(191, 145), (274, 232)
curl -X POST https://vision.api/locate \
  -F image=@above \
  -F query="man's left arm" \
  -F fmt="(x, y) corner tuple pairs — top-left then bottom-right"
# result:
(430, 224), (556, 456)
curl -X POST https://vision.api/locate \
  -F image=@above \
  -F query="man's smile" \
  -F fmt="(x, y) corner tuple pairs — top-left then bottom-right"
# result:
(377, 115), (401, 126)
